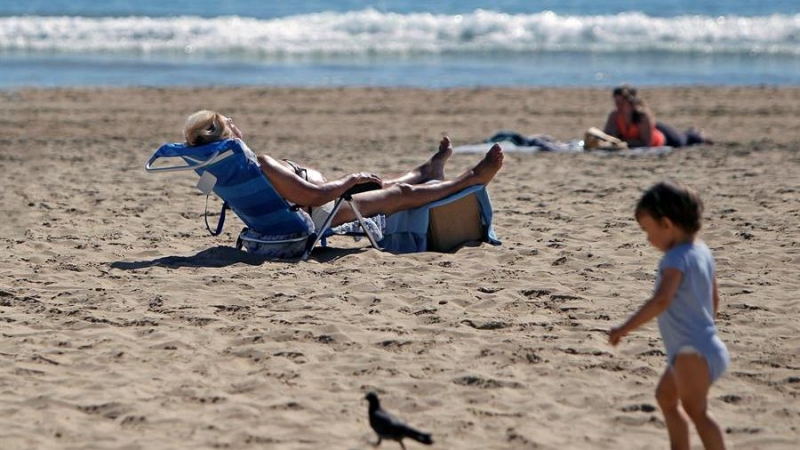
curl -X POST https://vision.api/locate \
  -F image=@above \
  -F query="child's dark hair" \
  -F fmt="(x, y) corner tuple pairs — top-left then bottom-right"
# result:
(635, 180), (704, 234)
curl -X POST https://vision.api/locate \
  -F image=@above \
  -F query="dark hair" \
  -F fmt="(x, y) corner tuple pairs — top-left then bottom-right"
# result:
(612, 84), (637, 98)
(635, 180), (704, 234)
(612, 84), (650, 123)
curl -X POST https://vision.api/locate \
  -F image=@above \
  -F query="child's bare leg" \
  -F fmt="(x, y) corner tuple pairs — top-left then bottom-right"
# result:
(656, 369), (691, 450)
(383, 137), (453, 186)
(673, 355), (726, 450)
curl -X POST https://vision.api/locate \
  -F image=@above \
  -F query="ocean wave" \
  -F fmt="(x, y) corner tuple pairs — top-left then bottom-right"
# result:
(2, 10), (800, 57)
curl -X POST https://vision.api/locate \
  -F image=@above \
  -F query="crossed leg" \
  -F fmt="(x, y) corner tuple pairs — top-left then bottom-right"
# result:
(292, 137), (453, 188)
(382, 136), (454, 187)
(331, 143), (503, 225)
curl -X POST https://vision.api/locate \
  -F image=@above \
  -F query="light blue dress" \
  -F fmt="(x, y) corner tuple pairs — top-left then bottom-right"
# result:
(656, 241), (730, 382)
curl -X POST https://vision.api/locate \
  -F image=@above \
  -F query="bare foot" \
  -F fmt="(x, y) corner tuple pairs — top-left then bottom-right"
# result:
(699, 131), (714, 145)
(689, 127), (715, 145)
(437, 136), (454, 159)
(421, 136), (453, 181)
(472, 143), (504, 184)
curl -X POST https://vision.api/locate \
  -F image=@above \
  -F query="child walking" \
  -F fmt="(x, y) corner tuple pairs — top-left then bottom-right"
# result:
(609, 180), (729, 450)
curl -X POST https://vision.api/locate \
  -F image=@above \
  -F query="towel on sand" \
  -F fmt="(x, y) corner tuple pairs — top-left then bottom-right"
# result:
(453, 130), (674, 156)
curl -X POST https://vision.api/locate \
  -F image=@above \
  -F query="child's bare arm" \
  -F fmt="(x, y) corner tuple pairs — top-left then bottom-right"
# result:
(712, 275), (720, 317)
(609, 268), (682, 346)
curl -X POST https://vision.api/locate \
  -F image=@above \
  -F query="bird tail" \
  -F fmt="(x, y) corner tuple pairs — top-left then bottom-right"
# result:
(409, 430), (433, 445)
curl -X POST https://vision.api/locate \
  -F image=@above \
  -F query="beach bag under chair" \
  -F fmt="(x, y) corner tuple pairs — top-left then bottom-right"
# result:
(145, 138), (500, 259)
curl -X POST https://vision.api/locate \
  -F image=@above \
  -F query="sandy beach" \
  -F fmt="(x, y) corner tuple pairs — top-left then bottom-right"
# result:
(1, 86), (798, 449)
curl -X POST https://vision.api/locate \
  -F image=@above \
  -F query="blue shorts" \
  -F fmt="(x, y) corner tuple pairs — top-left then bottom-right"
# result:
(669, 336), (729, 383)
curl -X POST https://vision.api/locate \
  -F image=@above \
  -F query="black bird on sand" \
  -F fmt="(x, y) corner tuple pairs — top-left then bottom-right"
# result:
(365, 392), (433, 449)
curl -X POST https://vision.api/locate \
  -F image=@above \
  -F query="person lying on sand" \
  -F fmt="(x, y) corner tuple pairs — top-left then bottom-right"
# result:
(604, 84), (713, 148)
(182, 110), (503, 230)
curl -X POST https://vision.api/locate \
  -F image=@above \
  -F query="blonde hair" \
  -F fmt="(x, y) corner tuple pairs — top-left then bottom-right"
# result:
(183, 110), (233, 146)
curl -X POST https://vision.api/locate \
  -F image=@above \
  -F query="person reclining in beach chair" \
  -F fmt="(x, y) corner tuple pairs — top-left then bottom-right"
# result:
(146, 110), (503, 259)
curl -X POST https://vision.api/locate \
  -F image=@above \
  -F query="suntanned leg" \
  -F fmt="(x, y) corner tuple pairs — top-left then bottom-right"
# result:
(673, 355), (726, 450)
(331, 144), (503, 225)
(292, 137), (453, 187)
(656, 369), (691, 450)
(383, 137), (454, 186)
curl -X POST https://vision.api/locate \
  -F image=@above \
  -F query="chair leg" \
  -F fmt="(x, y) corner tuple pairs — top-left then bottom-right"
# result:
(347, 200), (383, 251)
(236, 227), (248, 250)
(300, 196), (384, 259)
(302, 197), (347, 260)
(300, 233), (318, 261)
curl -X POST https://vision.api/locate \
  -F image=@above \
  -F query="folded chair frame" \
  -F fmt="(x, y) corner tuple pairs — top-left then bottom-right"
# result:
(235, 182), (384, 260)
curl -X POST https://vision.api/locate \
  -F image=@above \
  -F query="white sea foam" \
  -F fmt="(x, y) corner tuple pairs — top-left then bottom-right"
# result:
(2, 10), (799, 57)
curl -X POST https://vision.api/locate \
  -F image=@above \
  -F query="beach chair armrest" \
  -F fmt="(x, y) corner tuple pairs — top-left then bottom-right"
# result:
(342, 182), (382, 199)
(144, 150), (223, 173)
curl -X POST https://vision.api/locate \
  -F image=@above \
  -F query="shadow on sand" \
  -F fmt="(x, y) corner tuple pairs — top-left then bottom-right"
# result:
(109, 245), (368, 270)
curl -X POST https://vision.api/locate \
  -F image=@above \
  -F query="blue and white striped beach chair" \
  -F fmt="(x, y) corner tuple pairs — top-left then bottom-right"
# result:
(146, 138), (500, 259)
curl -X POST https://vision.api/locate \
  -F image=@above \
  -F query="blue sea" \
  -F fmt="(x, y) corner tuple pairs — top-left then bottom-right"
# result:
(1, 0), (799, 89)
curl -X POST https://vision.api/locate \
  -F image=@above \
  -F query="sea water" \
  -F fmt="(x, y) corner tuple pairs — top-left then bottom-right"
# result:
(1, 0), (798, 88)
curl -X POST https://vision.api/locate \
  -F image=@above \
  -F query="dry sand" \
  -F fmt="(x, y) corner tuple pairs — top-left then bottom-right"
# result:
(0, 86), (798, 449)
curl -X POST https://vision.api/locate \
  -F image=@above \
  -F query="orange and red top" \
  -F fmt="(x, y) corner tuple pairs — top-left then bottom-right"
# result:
(615, 113), (665, 147)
